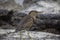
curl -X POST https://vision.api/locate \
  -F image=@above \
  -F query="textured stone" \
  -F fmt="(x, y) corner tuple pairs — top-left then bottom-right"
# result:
(0, 30), (59, 40)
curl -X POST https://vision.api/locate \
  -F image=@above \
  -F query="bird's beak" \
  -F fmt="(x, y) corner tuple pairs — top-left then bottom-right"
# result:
(38, 11), (43, 14)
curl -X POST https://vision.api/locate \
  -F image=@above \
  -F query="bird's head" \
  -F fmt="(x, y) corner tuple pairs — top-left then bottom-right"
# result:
(29, 10), (38, 17)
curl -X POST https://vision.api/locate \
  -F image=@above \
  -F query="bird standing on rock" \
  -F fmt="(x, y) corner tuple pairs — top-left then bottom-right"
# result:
(16, 11), (39, 32)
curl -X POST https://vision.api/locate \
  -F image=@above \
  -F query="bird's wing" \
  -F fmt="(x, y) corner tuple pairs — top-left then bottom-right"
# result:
(17, 15), (32, 29)
(23, 18), (33, 28)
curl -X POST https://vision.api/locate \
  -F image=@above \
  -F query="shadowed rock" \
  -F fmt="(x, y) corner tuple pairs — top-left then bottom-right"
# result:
(37, 14), (60, 20)
(0, 10), (13, 25)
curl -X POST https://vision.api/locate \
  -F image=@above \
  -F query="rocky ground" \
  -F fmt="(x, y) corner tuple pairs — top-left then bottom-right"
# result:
(0, 0), (60, 40)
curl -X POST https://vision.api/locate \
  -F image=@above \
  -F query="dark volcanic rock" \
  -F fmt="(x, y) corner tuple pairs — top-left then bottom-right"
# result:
(42, 28), (60, 34)
(31, 17), (60, 34)
(0, 9), (14, 29)
(37, 14), (60, 20)
(15, 13), (27, 17)
(0, 9), (27, 29)
(0, 9), (9, 16)
(12, 12), (27, 26)
(34, 19), (60, 28)
(0, 10), (13, 25)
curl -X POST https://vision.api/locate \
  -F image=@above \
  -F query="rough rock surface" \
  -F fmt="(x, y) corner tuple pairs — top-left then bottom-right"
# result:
(0, 30), (60, 40)
(0, 0), (60, 40)
(0, 0), (22, 10)
(0, 9), (27, 29)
